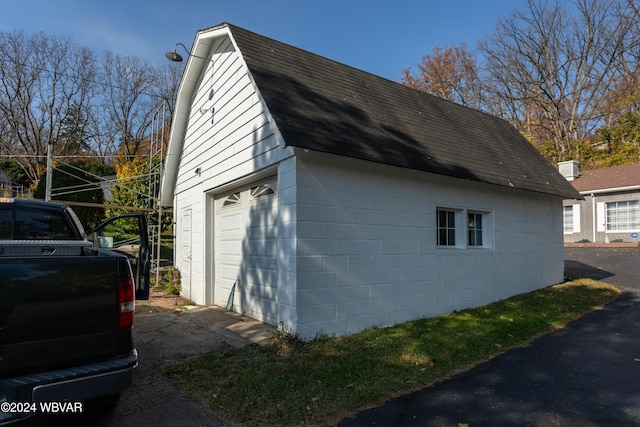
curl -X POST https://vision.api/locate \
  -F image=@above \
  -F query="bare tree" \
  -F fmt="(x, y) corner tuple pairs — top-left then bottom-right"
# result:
(0, 31), (97, 184)
(479, 0), (640, 162)
(628, 0), (640, 19)
(155, 61), (183, 118)
(603, 0), (640, 118)
(400, 43), (484, 109)
(99, 51), (162, 159)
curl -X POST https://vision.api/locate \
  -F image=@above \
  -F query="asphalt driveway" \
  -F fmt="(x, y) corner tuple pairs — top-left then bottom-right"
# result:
(339, 247), (640, 426)
(564, 246), (640, 292)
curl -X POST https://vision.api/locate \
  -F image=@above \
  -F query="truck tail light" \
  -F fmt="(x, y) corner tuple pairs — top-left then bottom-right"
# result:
(118, 277), (135, 328)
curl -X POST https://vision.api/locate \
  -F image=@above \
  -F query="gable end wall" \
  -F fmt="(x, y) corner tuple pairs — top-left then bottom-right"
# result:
(172, 34), (294, 305)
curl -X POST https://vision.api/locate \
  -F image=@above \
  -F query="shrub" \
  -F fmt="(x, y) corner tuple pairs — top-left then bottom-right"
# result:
(153, 267), (181, 295)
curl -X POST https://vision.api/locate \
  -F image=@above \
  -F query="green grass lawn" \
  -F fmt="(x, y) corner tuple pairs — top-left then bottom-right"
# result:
(164, 279), (619, 426)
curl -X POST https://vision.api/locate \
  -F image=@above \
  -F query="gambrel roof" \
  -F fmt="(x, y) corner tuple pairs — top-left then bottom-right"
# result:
(161, 23), (581, 205)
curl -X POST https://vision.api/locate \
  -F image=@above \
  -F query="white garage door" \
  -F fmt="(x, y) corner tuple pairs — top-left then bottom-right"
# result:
(214, 178), (278, 324)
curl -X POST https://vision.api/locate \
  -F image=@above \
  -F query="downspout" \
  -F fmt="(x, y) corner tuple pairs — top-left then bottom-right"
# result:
(591, 193), (596, 243)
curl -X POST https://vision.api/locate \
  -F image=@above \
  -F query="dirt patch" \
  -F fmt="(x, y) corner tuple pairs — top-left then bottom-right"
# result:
(135, 289), (195, 315)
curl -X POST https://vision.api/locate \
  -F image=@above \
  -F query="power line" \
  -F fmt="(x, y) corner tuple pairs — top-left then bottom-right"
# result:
(7, 55), (176, 100)
(1, 153), (117, 159)
(50, 199), (165, 213)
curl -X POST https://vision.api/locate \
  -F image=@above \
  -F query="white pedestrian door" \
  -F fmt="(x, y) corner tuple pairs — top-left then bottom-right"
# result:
(214, 178), (278, 324)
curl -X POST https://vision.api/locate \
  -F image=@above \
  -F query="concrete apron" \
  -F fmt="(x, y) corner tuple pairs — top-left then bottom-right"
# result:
(133, 305), (275, 373)
(182, 305), (275, 348)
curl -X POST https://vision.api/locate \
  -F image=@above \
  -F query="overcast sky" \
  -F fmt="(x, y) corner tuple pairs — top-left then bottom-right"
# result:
(1, 0), (526, 80)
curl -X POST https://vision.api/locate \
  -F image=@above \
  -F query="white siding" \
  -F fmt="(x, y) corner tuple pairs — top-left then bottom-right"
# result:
(172, 35), (294, 305)
(180, 208), (193, 300)
(174, 193), (206, 304)
(291, 151), (565, 339)
(174, 36), (287, 198)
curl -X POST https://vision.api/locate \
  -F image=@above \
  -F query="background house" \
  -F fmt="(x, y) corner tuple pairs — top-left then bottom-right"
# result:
(0, 169), (29, 198)
(160, 23), (580, 339)
(0, 170), (11, 189)
(561, 161), (640, 244)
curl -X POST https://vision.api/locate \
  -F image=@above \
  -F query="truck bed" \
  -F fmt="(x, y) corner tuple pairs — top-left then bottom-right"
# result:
(0, 249), (132, 378)
(0, 198), (147, 424)
(0, 240), (93, 257)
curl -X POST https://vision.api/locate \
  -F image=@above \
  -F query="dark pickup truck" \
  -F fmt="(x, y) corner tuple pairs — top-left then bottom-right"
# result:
(0, 198), (150, 424)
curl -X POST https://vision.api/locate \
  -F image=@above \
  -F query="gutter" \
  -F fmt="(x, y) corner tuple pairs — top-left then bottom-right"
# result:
(591, 194), (596, 242)
(579, 184), (640, 196)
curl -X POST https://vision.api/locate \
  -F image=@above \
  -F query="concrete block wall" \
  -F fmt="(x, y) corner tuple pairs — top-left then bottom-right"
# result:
(293, 151), (565, 339)
(276, 157), (298, 331)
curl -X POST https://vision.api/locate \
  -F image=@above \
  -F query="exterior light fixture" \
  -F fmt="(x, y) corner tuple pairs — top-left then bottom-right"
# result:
(167, 42), (216, 125)
(165, 43), (209, 62)
(165, 43), (188, 62)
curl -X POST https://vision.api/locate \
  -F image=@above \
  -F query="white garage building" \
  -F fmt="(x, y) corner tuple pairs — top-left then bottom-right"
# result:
(159, 23), (580, 339)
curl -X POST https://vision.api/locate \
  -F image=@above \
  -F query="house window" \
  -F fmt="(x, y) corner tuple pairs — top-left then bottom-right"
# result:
(437, 207), (492, 249)
(606, 200), (640, 231)
(437, 209), (456, 246)
(563, 206), (574, 233)
(468, 212), (483, 246)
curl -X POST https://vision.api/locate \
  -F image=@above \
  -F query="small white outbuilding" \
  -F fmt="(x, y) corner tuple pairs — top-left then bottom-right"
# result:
(160, 23), (580, 339)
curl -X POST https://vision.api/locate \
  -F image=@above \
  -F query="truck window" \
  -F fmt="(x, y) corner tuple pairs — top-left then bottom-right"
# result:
(0, 209), (11, 239)
(14, 207), (77, 240)
(95, 216), (141, 249)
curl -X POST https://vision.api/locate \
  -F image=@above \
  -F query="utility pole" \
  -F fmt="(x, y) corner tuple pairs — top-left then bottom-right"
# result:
(45, 143), (53, 202)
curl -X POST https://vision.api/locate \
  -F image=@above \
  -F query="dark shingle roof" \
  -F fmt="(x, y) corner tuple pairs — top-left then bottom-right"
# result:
(571, 163), (640, 193)
(226, 24), (580, 199)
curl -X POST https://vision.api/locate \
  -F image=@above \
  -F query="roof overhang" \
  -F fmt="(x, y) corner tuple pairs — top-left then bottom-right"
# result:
(580, 184), (640, 196)
(159, 24), (232, 207)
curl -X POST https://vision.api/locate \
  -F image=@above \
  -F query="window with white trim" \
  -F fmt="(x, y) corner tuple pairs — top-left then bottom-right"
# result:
(606, 200), (640, 231)
(467, 212), (483, 246)
(437, 207), (493, 249)
(437, 209), (457, 246)
(563, 206), (574, 233)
